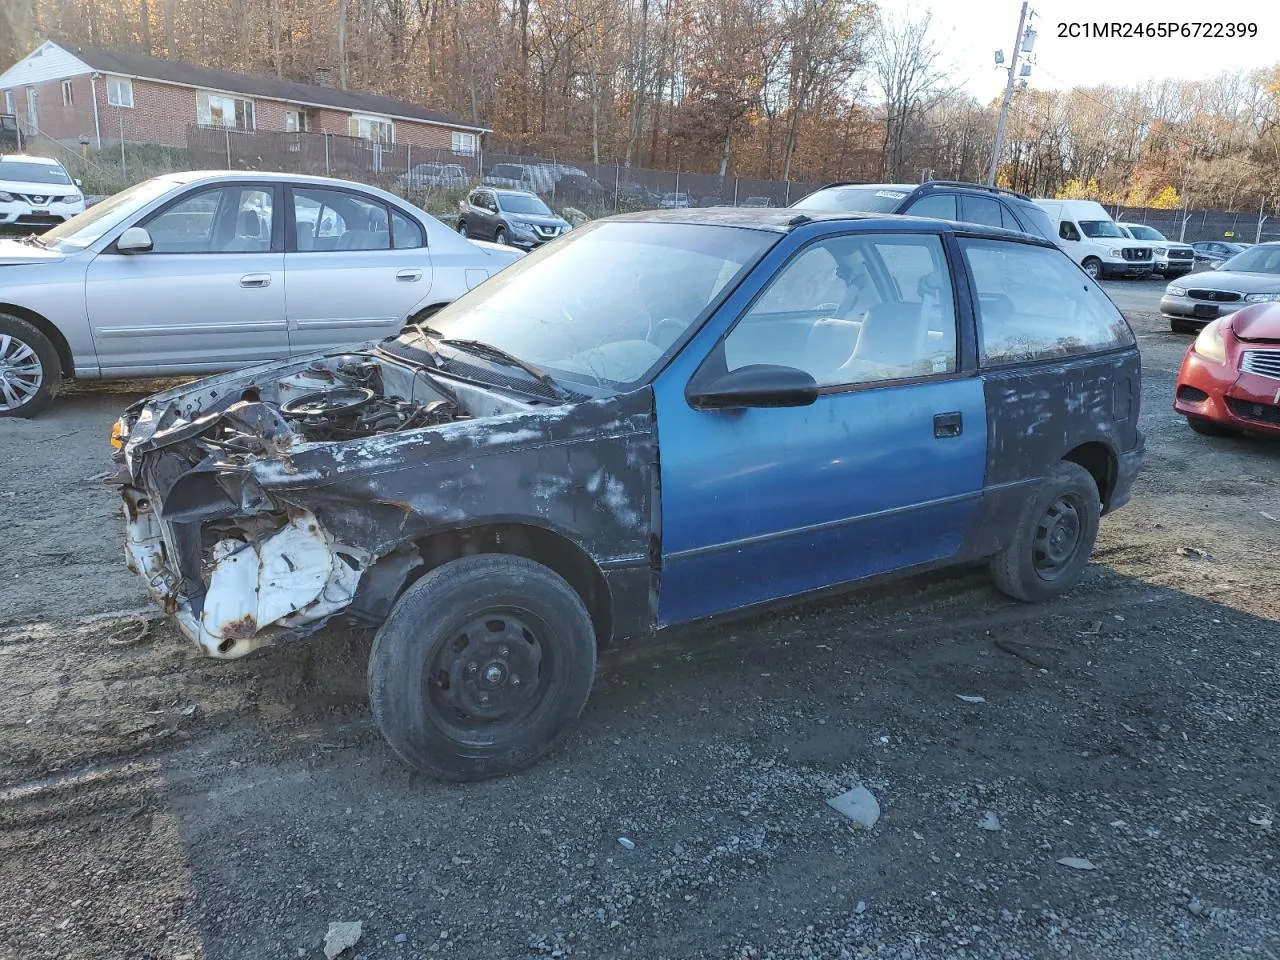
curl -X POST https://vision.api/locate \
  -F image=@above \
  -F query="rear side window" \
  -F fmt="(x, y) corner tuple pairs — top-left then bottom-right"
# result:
(960, 238), (1135, 366)
(904, 193), (958, 220)
(961, 195), (1003, 228)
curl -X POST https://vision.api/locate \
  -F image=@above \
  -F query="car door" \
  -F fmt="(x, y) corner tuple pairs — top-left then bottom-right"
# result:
(477, 190), (501, 239)
(653, 227), (987, 624)
(84, 181), (287, 373)
(283, 185), (432, 355)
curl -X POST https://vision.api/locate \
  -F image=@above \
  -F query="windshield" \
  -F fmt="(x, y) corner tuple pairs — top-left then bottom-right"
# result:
(0, 160), (73, 185)
(406, 221), (777, 389)
(1220, 245), (1280, 274)
(1124, 224), (1165, 242)
(1078, 220), (1125, 239)
(791, 186), (909, 214)
(498, 193), (552, 216)
(38, 178), (178, 251)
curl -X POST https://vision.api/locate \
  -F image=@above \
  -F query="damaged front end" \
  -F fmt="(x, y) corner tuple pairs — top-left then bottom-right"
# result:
(112, 345), (657, 659)
(113, 349), (516, 658)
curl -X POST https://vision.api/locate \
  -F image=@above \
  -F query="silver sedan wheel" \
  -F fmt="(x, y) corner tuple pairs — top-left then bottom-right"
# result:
(0, 333), (44, 412)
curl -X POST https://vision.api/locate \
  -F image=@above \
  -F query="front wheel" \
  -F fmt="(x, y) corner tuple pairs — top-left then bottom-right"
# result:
(1081, 258), (1103, 281)
(368, 554), (597, 781)
(0, 313), (61, 418)
(456, 219), (468, 237)
(990, 461), (1101, 603)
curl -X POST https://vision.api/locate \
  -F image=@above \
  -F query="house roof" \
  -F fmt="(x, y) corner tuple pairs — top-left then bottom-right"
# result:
(67, 44), (489, 134)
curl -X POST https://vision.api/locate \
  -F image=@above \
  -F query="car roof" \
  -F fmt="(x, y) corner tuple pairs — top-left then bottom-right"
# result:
(607, 206), (1058, 245)
(0, 154), (62, 165)
(491, 188), (538, 197)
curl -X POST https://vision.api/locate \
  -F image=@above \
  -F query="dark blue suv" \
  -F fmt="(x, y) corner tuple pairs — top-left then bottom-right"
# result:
(116, 208), (1144, 781)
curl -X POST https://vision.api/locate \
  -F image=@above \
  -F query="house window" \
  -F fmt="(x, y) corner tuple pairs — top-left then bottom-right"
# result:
(106, 76), (133, 108)
(61, 80), (74, 107)
(350, 114), (394, 144)
(3, 90), (13, 113)
(197, 90), (254, 130)
(284, 108), (306, 133)
(451, 131), (478, 155)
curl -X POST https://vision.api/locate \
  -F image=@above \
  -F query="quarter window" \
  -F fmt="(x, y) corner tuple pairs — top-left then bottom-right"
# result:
(723, 233), (958, 387)
(106, 76), (133, 108)
(961, 238), (1135, 365)
(391, 208), (425, 249)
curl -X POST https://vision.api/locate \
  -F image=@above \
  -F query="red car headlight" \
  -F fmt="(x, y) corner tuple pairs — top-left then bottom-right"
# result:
(1193, 319), (1228, 364)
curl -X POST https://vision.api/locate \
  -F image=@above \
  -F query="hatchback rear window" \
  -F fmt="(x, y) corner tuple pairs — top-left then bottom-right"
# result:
(791, 186), (909, 214)
(960, 238), (1135, 365)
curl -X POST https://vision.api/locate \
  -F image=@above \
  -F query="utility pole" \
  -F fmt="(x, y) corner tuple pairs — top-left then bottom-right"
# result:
(986, 2), (1034, 186)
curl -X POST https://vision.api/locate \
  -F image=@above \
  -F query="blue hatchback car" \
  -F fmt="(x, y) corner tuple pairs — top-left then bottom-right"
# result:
(114, 208), (1144, 780)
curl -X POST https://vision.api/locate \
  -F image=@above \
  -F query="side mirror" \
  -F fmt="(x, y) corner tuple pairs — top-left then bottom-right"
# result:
(117, 226), (153, 254)
(688, 363), (819, 410)
(74, 178), (83, 187)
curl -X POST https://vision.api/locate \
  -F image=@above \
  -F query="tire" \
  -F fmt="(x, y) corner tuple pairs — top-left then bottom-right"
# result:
(368, 554), (597, 781)
(0, 313), (61, 418)
(1187, 417), (1237, 438)
(1081, 258), (1102, 281)
(990, 461), (1101, 603)
(495, 227), (508, 246)
(1170, 319), (1199, 335)
(456, 219), (468, 237)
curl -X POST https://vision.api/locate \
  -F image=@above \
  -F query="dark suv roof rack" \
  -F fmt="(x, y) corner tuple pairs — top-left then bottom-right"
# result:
(915, 180), (1032, 201)
(808, 180), (1032, 202)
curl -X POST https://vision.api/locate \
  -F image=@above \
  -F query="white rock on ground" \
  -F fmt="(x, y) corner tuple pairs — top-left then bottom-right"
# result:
(826, 787), (880, 829)
(323, 921), (363, 959)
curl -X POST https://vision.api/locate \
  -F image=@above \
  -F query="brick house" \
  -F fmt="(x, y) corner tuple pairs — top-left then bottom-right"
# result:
(0, 40), (488, 155)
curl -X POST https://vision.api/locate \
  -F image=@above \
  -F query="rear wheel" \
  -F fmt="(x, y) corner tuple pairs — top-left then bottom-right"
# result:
(1081, 257), (1103, 281)
(990, 461), (1101, 602)
(456, 219), (468, 237)
(0, 313), (60, 419)
(368, 554), (597, 781)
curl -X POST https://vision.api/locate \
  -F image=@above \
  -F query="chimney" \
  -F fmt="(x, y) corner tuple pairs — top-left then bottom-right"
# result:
(313, 67), (333, 88)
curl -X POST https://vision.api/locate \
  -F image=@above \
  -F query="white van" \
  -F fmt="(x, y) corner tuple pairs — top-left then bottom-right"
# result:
(1034, 199), (1154, 280)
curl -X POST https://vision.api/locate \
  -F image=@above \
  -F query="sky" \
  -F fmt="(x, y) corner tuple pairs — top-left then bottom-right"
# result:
(884, 0), (1280, 102)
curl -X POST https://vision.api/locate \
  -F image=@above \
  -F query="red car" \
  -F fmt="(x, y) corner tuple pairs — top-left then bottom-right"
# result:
(1174, 303), (1280, 436)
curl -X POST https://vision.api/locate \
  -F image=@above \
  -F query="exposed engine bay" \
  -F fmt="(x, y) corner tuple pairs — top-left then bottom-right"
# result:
(116, 348), (546, 658)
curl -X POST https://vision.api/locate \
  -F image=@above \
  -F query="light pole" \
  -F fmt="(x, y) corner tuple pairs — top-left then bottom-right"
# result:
(986, 2), (1035, 186)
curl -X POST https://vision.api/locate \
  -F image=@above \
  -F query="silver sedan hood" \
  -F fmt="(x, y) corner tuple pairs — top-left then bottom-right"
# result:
(1180, 270), (1280, 294)
(0, 238), (67, 265)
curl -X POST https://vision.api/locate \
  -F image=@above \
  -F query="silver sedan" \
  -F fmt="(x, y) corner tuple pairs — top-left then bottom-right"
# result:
(0, 171), (522, 417)
(1161, 242), (1280, 334)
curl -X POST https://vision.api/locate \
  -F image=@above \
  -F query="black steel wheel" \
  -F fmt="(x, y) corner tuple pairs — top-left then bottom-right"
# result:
(990, 461), (1101, 602)
(368, 554), (597, 781)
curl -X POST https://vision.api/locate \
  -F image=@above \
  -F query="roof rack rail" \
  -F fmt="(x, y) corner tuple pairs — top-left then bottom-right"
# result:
(918, 180), (1031, 201)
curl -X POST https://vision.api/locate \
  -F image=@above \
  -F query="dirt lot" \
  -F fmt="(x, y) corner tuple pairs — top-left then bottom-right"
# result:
(1, 279), (1278, 960)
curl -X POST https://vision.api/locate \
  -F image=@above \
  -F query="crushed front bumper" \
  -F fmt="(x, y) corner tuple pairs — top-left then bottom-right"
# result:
(122, 486), (369, 658)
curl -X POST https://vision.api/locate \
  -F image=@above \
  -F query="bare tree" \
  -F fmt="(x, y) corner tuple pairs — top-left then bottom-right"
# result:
(867, 6), (950, 180)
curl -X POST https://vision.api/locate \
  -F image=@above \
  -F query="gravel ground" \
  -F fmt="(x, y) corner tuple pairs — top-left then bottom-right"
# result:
(1, 279), (1277, 960)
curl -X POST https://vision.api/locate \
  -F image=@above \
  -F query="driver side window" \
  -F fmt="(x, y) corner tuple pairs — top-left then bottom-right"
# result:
(723, 233), (958, 388)
(1059, 221), (1081, 242)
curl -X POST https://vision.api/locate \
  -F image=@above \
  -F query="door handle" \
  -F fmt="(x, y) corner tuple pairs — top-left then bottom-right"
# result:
(933, 411), (963, 438)
(396, 269), (423, 282)
(240, 273), (272, 288)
